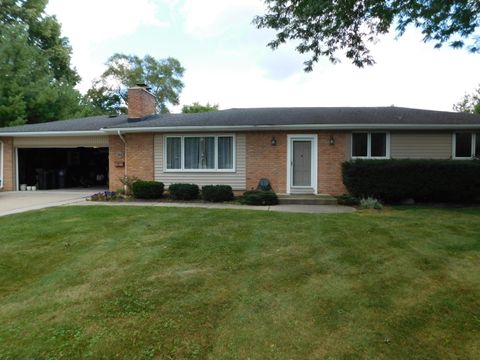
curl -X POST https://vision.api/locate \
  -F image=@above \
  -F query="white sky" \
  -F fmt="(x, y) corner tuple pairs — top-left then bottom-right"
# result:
(46, 0), (480, 112)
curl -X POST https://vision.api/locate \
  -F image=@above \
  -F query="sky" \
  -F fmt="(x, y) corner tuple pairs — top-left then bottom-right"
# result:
(46, 0), (480, 113)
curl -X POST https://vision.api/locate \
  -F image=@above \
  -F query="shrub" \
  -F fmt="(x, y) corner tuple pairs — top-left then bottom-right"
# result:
(240, 190), (278, 206)
(342, 159), (480, 203)
(202, 185), (234, 202)
(336, 194), (360, 206)
(168, 183), (199, 200)
(360, 197), (383, 210)
(132, 181), (164, 199)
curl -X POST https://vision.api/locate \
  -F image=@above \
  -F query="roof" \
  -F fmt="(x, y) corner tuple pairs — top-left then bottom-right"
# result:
(1, 107), (480, 136)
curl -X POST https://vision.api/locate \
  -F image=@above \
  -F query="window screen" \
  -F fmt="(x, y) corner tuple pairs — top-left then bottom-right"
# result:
(352, 133), (368, 157)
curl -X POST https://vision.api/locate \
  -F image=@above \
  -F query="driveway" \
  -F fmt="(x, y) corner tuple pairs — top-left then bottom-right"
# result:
(0, 189), (98, 217)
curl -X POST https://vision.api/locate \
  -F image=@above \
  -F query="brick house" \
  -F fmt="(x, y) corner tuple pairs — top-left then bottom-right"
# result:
(0, 85), (479, 195)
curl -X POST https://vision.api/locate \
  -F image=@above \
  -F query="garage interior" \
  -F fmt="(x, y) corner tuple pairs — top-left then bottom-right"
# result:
(17, 147), (109, 190)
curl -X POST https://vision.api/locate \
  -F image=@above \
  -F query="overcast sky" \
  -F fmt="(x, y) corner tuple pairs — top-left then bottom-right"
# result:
(46, 0), (479, 113)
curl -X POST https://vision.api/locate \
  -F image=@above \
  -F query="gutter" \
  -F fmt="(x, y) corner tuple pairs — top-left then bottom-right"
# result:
(2, 123), (480, 137)
(99, 123), (480, 133)
(0, 130), (105, 137)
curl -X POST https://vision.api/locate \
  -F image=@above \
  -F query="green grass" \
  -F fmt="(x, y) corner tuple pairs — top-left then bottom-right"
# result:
(0, 206), (480, 359)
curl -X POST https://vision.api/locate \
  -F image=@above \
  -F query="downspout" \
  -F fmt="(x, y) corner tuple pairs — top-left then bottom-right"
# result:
(117, 130), (127, 192)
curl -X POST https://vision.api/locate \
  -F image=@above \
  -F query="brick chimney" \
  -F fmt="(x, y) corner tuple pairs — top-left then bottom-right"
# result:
(127, 84), (156, 121)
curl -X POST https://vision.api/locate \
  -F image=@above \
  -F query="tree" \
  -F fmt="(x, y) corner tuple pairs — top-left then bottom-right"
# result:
(182, 102), (219, 113)
(254, 0), (480, 71)
(454, 85), (480, 114)
(0, 0), (82, 126)
(87, 54), (185, 114)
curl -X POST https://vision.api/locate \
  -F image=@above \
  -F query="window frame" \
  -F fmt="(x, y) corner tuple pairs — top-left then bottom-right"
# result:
(452, 132), (478, 160)
(163, 134), (236, 172)
(351, 132), (390, 159)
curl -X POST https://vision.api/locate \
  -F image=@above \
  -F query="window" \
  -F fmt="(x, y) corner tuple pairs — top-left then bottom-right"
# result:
(165, 135), (235, 171)
(351, 132), (389, 159)
(454, 133), (480, 159)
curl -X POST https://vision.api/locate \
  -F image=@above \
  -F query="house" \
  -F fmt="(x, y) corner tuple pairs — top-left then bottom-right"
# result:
(0, 85), (479, 195)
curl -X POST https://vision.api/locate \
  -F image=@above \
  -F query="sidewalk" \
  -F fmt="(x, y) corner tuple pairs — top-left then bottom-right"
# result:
(72, 200), (356, 214)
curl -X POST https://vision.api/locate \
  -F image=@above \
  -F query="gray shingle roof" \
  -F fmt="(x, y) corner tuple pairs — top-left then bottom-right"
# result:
(0, 107), (479, 134)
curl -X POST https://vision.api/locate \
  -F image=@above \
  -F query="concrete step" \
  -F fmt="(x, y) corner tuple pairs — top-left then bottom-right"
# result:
(277, 194), (338, 205)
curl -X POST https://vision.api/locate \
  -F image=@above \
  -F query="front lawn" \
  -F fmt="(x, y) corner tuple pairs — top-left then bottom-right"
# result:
(0, 206), (479, 359)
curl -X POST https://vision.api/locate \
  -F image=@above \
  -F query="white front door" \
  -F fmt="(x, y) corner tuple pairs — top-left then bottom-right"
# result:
(287, 135), (318, 194)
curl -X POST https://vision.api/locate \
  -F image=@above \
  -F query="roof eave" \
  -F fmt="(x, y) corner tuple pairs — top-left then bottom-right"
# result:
(0, 130), (107, 137)
(103, 123), (480, 133)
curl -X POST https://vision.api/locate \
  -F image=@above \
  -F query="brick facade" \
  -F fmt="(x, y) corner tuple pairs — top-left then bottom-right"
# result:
(245, 131), (347, 195)
(0, 137), (14, 191)
(108, 133), (155, 191)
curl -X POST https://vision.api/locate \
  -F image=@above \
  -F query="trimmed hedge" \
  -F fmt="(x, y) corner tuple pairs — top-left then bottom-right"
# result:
(132, 181), (164, 199)
(202, 185), (234, 202)
(342, 159), (480, 202)
(240, 190), (279, 206)
(168, 183), (199, 200)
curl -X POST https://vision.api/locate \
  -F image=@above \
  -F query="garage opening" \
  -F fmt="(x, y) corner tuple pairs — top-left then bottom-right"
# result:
(17, 147), (109, 190)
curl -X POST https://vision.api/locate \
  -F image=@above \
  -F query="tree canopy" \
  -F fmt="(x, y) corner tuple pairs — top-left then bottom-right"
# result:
(454, 85), (480, 114)
(87, 54), (185, 114)
(0, 0), (82, 126)
(182, 102), (219, 113)
(254, 0), (480, 71)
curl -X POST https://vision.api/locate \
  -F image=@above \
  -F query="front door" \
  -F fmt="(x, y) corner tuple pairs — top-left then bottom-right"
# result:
(292, 140), (312, 186)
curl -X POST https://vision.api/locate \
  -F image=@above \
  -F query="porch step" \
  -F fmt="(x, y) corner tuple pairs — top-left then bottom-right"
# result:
(277, 194), (338, 205)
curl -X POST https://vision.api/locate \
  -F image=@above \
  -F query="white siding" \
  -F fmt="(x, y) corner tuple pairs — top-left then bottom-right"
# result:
(390, 132), (452, 159)
(14, 136), (109, 148)
(154, 134), (247, 190)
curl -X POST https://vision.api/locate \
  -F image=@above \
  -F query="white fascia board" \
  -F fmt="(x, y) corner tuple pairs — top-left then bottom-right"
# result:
(0, 131), (106, 137)
(102, 123), (480, 133)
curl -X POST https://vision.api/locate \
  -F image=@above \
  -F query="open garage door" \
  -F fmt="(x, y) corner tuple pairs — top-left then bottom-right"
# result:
(17, 147), (109, 190)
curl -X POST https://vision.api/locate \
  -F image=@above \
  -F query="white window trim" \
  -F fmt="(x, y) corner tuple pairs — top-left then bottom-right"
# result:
(452, 132), (477, 160)
(351, 132), (390, 159)
(163, 134), (236, 173)
(0, 141), (3, 189)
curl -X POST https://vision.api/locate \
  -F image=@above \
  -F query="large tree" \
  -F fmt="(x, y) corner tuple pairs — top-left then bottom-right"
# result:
(254, 0), (480, 71)
(182, 102), (219, 114)
(0, 0), (82, 126)
(454, 84), (480, 114)
(87, 54), (185, 114)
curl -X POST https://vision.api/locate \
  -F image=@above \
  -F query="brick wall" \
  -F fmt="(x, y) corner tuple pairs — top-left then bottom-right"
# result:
(108, 135), (125, 191)
(0, 137), (14, 191)
(245, 131), (347, 195)
(317, 131), (347, 195)
(246, 131), (287, 192)
(108, 133), (155, 191)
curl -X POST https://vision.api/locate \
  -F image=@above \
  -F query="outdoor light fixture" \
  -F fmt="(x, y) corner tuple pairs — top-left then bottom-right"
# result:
(329, 136), (335, 145)
(271, 136), (277, 146)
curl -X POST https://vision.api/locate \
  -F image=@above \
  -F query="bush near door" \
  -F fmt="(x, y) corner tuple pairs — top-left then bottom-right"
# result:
(240, 190), (279, 206)
(342, 159), (480, 203)
(201, 185), (234, 202)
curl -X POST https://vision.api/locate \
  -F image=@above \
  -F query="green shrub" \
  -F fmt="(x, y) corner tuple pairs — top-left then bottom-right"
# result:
(168, 183), (199, 200)
(360, 197), (383, 210)
(132, 181), (164, 199)
(201, 185), (234, 202)
(240, 190), (278, 206)
(336, 194), (360, 206)
(342, 159), (480, 203)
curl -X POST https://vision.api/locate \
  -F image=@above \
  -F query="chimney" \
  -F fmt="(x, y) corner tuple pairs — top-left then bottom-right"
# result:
(127, 84), (157, 121)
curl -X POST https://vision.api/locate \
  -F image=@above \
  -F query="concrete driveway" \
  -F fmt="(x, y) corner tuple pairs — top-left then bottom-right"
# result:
(0, 189), (99, 217)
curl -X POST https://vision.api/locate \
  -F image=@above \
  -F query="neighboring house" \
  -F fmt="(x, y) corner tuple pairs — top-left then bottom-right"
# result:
(0, 85), (480, 195)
